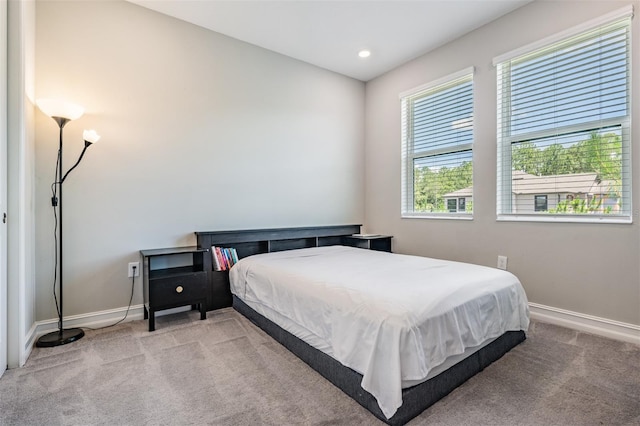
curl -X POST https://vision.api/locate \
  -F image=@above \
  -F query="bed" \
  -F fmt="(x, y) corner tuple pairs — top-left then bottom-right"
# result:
(195, 225), (529, 425)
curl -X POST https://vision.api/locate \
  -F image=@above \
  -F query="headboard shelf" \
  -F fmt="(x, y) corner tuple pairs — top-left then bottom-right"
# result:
(195, 224), (361, 248)
(195, 224), (362, 311)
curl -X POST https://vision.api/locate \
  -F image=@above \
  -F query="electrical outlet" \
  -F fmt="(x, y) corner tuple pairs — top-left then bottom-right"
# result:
(497, 255), (508, 270)
(128, 262), (140, 278)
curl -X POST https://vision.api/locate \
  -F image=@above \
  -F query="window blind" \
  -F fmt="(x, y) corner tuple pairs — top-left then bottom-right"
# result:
(401, 70), (474, 217)
(496, 16), (631, 222)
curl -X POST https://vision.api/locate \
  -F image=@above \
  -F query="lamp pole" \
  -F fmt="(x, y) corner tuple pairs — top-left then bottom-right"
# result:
(57, 118), (66, 337)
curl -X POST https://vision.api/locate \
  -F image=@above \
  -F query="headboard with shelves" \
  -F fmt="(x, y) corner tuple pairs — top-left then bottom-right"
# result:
(194, 224), (362, 310)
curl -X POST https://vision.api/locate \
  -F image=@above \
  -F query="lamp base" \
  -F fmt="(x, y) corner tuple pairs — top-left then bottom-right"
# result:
(36, 328), (85, 347)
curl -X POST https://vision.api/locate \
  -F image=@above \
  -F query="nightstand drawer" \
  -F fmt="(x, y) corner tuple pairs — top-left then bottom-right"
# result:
(149, 271), (207, 308)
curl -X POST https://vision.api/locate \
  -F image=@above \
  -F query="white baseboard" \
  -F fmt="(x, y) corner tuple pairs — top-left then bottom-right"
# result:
(34, 304), (146, 338)
(29, 302), (638, 353)
(22, 323), (37, 366)
(529, 302), (640, 345)
(32, 304), (193, 343)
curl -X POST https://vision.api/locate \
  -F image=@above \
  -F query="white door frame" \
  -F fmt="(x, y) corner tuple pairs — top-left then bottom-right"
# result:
(1, 0), (9, 378)
(5, 0), (35, 370)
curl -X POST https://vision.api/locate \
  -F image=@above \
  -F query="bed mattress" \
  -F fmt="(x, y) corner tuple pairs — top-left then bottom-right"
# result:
(229, 246), (530, 419)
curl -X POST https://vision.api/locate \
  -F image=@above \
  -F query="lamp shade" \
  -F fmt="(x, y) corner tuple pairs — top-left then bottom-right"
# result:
(36, 99), (84, 121)
(83, 129), (100, 144)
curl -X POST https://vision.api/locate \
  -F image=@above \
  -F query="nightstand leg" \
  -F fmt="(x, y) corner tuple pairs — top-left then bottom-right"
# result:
(199, 301), (206, 321)
(149, 309), (155, 332)
(143, 305), (149, 320)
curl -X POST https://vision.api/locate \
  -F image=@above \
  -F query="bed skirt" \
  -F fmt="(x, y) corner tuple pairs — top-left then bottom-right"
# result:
(233, 295), (526, 425)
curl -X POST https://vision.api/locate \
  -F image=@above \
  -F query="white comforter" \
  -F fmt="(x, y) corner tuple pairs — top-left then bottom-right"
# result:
(229, 246), (529, 419)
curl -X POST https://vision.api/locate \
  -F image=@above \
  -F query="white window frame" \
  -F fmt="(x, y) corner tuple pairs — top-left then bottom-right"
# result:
(458, 198), (466, 212)
(400, 67), (475, 220)
(494, 6), (633, 224)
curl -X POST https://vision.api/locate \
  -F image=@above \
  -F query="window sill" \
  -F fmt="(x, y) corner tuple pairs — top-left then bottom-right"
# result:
(496, 214), (632, 224)
(402, 213), (473, 220)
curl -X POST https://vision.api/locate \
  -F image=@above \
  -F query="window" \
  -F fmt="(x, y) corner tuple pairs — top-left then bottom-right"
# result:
(458, 198), (466, 212)
(401, 68), (474, 218)
(495, 8), (632, 222)
(534, 195), (548, 212)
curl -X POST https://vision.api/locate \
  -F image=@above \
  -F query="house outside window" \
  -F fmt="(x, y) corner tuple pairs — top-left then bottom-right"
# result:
(400, 67), (474, 219)
(494, 9), (632, 223)
(444, 171), (611, 214)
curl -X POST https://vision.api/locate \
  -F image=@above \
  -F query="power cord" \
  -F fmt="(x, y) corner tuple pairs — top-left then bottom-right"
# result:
(82, 265), (136, 330)
(51, 148), (62, 328)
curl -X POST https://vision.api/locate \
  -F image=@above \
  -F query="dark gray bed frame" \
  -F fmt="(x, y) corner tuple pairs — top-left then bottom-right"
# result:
(195, 225), (526, 425)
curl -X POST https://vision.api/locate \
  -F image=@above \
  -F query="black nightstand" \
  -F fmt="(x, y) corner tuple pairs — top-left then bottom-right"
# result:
(341, 235), (392, 252)
(140, 246), (209, 331)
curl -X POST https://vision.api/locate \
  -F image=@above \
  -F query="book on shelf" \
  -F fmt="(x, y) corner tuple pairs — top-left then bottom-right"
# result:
(351, 233), (381, 238)
(211, 247), (222, 271)
(211, 246), (239, 271)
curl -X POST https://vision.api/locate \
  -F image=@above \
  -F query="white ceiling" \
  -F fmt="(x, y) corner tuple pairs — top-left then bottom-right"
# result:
(128, 0), (533, 82)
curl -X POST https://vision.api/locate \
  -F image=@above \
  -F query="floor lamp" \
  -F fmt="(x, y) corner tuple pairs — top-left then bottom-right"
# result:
(35, 99), (100, 347)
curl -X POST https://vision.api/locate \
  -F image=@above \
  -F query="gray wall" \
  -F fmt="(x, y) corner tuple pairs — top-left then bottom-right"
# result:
(364, 0), (640, 326)
(34, 1), (365, 320)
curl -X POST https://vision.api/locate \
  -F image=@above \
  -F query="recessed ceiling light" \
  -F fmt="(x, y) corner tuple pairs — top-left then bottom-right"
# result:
(358, 50), (371, 58)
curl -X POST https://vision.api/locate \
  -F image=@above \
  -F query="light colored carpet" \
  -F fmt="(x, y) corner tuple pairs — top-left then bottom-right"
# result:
(0, 308), (638, 425)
